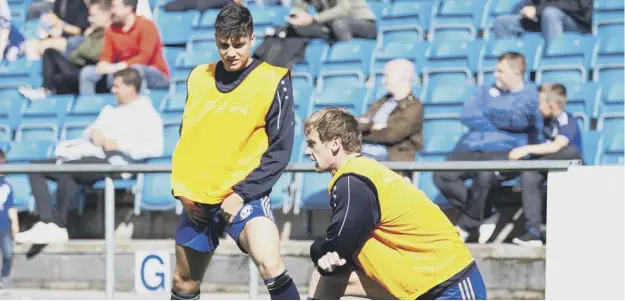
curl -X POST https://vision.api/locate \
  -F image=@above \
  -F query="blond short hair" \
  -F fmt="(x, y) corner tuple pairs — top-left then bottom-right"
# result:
(304, 107), (362, 154)
(539, 83), (568, 108)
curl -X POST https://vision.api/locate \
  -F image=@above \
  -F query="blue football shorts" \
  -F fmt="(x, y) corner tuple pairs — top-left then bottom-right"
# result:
(175, 196), (276, 253)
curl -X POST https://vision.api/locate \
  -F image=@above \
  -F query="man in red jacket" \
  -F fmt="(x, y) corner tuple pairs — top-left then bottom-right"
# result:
(79, 0), (170, 94)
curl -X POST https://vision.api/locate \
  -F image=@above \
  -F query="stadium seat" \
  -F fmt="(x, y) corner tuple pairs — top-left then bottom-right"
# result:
(370, 41), (427, 76)
(145, 89), (169, 112)
(592, 0), (625, 34)
(423, 40), (482, 85)
(22, 94), (72, 120)
(164, 92), (186, 113)
(421, 133), (462, 155)
(598, 132), (624, 165)
(599, 82), (624, 115)
(565, 82), (601, 120)
(294, 151), (332, 211)
(293, 87), (314, 136)
(597, 114), (624, 142)
(15, 124), (58, 142)
(271, 173), (293, 211)
(162, 121), (181, 157)
(318, 39), (377, 89)
(0, 59), (42, 89)
(193, 9), (220, 36)
(292, 41), (328, 81)
(175, 50), (220, 78)
(61, 122), (91, 141)
(368, 1), (388, 20)
(482, 0), (521, 39)
(478, 36), (543, 84)
(422, 83), (475, 116)
(312, 87), (367, 116)
(0, 125), (10, 142)
(423, 117), (465, 138)
(0, 90), (24, 130)
(379, 1), (434, 45)
(134, 157), (182, 214)
(414, 155), (451, 207)
(2, 174), (35, 212)
(0, 141), (8, 152)
(581, 130), (601, 165)
(186, 35), (217, 54)
(157, 10), (201, 45)
(248, 6), (288, 37)
(592, 27), (625, 85)
(429, 0), (486, 41)
(68, 94), (116, 123)
(536, 33), (596, 84)
(7, 140), (55, 162)
(164, 47), (184, 77)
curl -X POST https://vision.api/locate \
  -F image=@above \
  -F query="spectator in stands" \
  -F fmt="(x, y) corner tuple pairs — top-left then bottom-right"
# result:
(0, 0), (25, 64)
(287, 0), (377, 41)
(22, 0), (91, 60)
(18, 0), (112, 100)
(79, 0), (170, 95)
(15, 68), (164, 244)
(433, 52), (543, 244)
(359, 59), (423, 164)
(492, 0), (593, 43)
(509, 83), (582, 246)
(0, 150), (18, 290)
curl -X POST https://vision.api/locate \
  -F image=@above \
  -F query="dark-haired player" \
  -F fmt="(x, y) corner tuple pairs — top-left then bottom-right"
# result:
(169, 4), (299, 300)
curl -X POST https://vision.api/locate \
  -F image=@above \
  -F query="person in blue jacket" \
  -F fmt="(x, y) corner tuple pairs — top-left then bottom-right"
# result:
(434, 52), (543, 244)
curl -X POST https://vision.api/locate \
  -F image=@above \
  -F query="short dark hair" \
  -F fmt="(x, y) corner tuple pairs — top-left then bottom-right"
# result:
(498, 52), (527, 74)
(539, 83), (568, 107)
(215, 3), (253, 39)
(93, 0), (112, 10)
(0, 149), (6, 164)
(113, 68), (142, 92)
(122, 0), (137, 12)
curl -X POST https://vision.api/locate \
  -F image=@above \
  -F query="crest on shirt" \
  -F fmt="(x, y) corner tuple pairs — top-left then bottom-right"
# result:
(489, 88), (501, 97)
(239, 204), (253, 220)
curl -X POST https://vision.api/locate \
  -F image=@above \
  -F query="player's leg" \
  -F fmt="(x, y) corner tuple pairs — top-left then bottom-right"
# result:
(171, 245), (213, 300)
(308, 268), (396, 300)
(171, 201), (224, 299)
(231, 198), (300, 300)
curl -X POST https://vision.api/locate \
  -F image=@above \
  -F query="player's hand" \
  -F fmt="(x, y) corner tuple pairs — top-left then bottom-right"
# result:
(358, 117), (370, 124)
(508, 146), (529, 160)
(317, 252), (346, 273)
(103, 139), (118, 151)
(221, 193), (244, 224)
(521, 5), (537, 20)
(11, 224), (19, 238)
(180, 197), (208, 225)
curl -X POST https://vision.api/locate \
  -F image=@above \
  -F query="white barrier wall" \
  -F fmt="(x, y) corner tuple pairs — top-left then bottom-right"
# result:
(546, 165), (625, 300)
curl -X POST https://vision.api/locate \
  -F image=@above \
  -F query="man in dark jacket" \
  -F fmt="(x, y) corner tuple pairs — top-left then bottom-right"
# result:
(492, 0), (593, 43)
(359, 59), (423, 163)
(433, 52), (543, 244)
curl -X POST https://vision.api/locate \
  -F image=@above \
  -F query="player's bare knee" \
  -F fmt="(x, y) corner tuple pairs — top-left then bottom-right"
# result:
(172, 271), (200, 294)
(257, 257), (285, 279)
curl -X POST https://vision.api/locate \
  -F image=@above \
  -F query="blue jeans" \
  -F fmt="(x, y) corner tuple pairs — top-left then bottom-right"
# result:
(492, 6), (587, 43)
(0, 231), (12, 280)
(79, 64), (170, 94)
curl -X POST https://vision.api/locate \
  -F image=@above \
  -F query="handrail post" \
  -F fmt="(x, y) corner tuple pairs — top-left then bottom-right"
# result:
(248, 256), (258, 299)
(105, 176), (115, 300)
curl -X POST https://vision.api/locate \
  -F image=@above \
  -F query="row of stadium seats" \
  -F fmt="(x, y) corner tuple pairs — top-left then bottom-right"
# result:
(2, 115), (622, 213)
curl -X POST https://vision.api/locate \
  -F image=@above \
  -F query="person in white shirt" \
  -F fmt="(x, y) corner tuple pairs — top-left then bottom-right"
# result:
(16, 68), (164, 245)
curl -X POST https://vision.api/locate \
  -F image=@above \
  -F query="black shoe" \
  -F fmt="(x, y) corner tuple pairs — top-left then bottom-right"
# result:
(512, 229), (544, 246)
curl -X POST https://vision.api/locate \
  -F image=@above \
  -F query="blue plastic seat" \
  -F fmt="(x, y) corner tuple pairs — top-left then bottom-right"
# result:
(599, 82), (625, 116)
(592, 0), (624, 33)
(193, 9), (220, 36)
(292, 41), (328, 80)
(67, 94), (116, 123)
(581, 130), (601, 165)
(164, 92), (186, 113)
(157, 10), (201, 45)
(429, 0), (486, 41)
(175, 50), (220, 78)
(423, 83), (475, 116)
(371, 42), (427, 75)
(293, 87), (314, 136)
(423, 117), (465, 137)
(0, 125), (10, 142)
(134, 157), (182, 214)
(482, 0), (521, 39)
(312, 87), (367, 116)
(565, 82), (601, 120)
(318, 39), (377, 88)
(598, 132), (624, 165)
(423, 40), (482, 85)
(61, 122), (91, 141)
(2, 174), (35, 212)
(163, 121), (181, 157)
(0, 90), (24, 130)
(145, 89), (169, 112)
(186, 35), (217, 54)
(7, 140), (55, 162)
(0, 59), (42, 89)
(536, 33), (597, 84)
(414, 155), (451, 207)
(593, 28), (625, 84)
(379, 1), (434, 45)
(22, 95), (72, 125)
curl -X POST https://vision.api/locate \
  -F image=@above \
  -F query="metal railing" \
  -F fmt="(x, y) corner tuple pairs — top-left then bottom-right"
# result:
(0, 159), (582, 299)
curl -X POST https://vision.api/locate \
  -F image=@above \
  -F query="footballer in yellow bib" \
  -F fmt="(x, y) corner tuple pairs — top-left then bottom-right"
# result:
(303, 107), (487, 300)
(169, 4), (300, 300)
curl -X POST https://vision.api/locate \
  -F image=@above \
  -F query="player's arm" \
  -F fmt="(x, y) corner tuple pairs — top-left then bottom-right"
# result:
(231, 74), (295, 202)
(310, 174), (381, 276)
